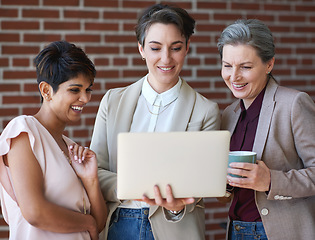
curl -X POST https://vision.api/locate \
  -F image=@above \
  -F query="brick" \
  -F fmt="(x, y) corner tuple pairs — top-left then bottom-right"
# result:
(24, 83), (39, 92)
(0, 8), (18, 17)
(13, 58), (30, 67)
(214, 13), (243, 21)
(122, 1), (156, 8)
(187, 58), (201, 65)
(1, 21), (40, 30)
(186, 81), (210, 89)
(122, 69), (147, 78)
(84, 0), (118, 7)
(105, 81), (133, 89)
(191, 35), (211, 43)
(246, 14), (275, 22)
(94, 58), (110, 66)
(85, 22), (119, 31)
(197, 1), (227, 10)
(44, 21), (80, 30)
(64, 10), (99, 19)
(22, 107), (41, 115)
(24, 33), (62, 43)
(124, 46), (139, 54)
(1, 0), (38, 5)
(196, 23), (227, 32)
(43, 0), (79, 6)
(296, 69), (315, 75)
(264, 4), (291, 11)
(2, 46), (39, 55)
(0, 83), (20, 92)
(65, 34), (101, 43)
(295, 4), (315, 12)
(3, 70), (37, 80)
(190, 13), (210, 21)
(85, 46), (119, 54)
(123, 23), (138, 32)
(0, 58), (9, 67)
(3, 95), (40, 104)
(0, 33), (19, 42)
(0, 108), (19, 116)
(296, 47), (315, 54)
(73, 129), (89, 138)
(231, 2), (260, 10)
(280, 36), (308, 43)
(105, 35), (137, 43)
(103, 11), (137, 20)
(96, 70), (119, 79)
(113, 58), (128, 66)
(279, 15), (306, 22)
(294, 26), (315, 33)
(22, 9), (59, 18)
(202, 91), (228, 100)
(196, 46), (218, 54)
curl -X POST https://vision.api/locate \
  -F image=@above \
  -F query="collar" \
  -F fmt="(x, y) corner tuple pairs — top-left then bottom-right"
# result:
(240, 86), (266, 121)
(142, 75), (182, 107)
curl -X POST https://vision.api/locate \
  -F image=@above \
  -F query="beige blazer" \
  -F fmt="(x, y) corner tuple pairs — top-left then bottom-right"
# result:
(90, 77), (220, 240)
(221, 78), (315, 240)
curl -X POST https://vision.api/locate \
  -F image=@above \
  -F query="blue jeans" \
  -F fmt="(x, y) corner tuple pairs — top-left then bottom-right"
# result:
(108, 208), (154, 240)
(230, 221), (268, 240)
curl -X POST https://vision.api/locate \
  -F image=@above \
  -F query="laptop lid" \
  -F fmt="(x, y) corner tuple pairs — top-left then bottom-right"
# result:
(117, 130), (230, 199)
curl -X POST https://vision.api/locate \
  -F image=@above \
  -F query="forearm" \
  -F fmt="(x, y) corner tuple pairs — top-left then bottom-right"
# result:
(24, 199), (97, 236)
(82, 177), (107, 232)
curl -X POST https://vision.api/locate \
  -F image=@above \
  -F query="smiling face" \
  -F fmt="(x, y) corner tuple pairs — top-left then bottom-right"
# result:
(221, 44), (274, 108)
(138, 23), (189, 93)
(46, 74), (93, 124)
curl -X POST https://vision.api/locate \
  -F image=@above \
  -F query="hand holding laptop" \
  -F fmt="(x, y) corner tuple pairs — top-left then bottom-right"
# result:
(141, 184), (195, 212)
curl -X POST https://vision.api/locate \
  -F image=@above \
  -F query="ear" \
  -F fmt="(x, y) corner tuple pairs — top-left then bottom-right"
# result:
(138, 42), (145, 59)
(267, 57), (275, 73)
(39, 81), (52, 101)
(185, 39), (191, 56)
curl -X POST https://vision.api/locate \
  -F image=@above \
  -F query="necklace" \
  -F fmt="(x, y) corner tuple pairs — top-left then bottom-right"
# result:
(145, 98), (177, 115)
(61, 150), (87, 215)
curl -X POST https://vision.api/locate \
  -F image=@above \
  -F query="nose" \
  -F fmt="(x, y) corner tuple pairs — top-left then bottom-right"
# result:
(161, 49), (171, 64)
(79, 92), (91, 104)
(230, 68), (241, 82)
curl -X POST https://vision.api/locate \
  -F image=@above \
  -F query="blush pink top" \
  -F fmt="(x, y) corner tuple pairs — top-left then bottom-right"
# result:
(0, 115), (91, 240)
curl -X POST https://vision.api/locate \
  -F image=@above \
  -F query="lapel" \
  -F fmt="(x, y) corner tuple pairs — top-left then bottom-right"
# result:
(252, 78), (278, 159)
(168, 80), (196, 131)
(112, 78), (144, 134)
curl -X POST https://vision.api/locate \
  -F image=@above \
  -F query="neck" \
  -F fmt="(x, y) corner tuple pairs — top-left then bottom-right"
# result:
(34, 108), (66, 141)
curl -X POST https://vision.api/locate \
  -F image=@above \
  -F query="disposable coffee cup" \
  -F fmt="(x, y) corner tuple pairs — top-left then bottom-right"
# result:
(228, 151), (257, 178)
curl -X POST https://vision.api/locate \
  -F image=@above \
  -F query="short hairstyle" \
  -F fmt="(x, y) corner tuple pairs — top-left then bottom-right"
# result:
(135, 3), (195, 46)
(217, 19), (275, 63)
(34, 41), (96, 95)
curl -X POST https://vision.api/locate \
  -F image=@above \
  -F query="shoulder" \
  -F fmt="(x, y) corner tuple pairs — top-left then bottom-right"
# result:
(100, 78), (143, 106)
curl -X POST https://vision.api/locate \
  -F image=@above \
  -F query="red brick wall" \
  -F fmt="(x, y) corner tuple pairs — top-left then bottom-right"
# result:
(0, 0), (314, 239)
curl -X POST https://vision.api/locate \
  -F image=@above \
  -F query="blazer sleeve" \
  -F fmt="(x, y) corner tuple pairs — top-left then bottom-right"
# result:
(90, 90), (119, 203)
(267, 92), (315, 199)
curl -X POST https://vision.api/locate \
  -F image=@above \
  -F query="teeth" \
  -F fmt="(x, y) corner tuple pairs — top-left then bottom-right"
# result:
(71, 106), (83, 111)
(233, 83), (247, 88)
(160, 67), (172, 71)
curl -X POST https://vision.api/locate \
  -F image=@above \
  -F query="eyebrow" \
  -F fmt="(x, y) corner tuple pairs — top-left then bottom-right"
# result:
(148, 40), (184, 45)
(222, 60), (253, 65)
(68, 83), (93, 88)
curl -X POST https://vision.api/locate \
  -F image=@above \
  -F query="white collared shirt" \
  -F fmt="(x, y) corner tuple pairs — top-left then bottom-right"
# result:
(120, 75), (182, 209)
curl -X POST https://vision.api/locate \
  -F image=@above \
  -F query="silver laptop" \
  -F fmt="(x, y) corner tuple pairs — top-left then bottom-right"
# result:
(117, 130), (230, 199)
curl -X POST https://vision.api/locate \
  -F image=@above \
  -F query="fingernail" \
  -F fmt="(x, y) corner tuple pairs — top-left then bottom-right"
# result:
(74, 155), (78, 161)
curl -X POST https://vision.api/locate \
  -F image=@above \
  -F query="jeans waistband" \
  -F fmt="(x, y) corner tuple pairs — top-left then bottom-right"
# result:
(112, 208), (150, 222)
(231, 220), (265, 233)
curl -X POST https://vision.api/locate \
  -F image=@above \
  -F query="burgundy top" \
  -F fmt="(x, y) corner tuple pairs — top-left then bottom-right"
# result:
(228, 87), (266, 222)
